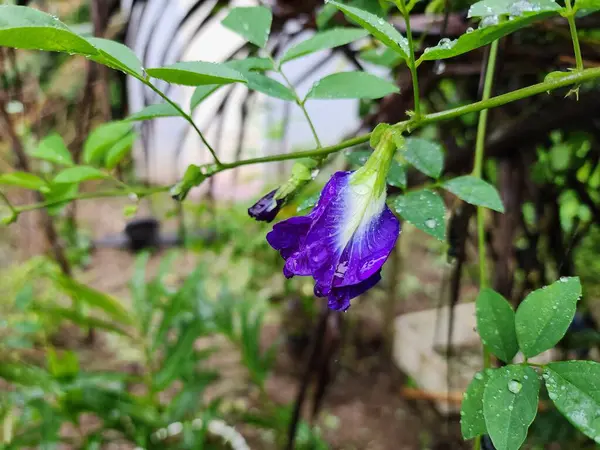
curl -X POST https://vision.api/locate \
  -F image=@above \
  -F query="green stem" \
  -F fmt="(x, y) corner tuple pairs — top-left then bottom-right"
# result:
(143, 80), (222, 165)
(565, 0), (584, 71)
(398, 0), (421, 117)
(14, 186), (169, 213)
(12, 67), (600, 214)
(0, 190), (17, 216)
(277, 65), (323, 148)
(472, 42), (499, 447)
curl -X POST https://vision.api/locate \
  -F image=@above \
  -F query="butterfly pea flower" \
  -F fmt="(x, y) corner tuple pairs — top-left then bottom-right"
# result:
(248, 158), (321, 223)
(266, 125), (401, 311)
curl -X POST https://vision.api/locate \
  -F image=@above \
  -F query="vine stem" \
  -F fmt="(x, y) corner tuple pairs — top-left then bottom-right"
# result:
(12, 66), (600, 214)
(398, 0), (422, 118)
(276, 63), (323, 148)
(564, 0), (584, 71)
(143, 80), (223, 165)
(471, 37), (499, 450)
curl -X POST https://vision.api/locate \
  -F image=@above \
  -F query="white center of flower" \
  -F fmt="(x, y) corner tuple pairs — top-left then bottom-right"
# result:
(338, 173), (386, 250)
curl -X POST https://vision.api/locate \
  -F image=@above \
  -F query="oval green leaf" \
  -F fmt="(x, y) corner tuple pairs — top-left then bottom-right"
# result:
(326, 1), (409, 60)
(442, 175), (505, 212)
(190, 85), (221, 111)
(387, 160), (407, 189)
(146, 61), (246, 87)
(30, 133), (73, 166)
(468, 0), (560, 18)
(281, 27), (369, 63)
(515, 277), (582, 358)
(245, 72), (296, 101)
(461, 370), (490, 440)
(543, 361), (600, 444)
(0, 172), (49, 192)
(419, 13), (559, 63)
(87, 37), (144, 77)
(126, 103), (181, 121)
(483, 365), (540, 450)
(306, 71), (399, 100)
(83, 121), (133, 165)
(404, 137), (445, 178)
(0, 5), (98, 55)
(53, 166), (107, 184)
(221, 6), (272, 48)
(393, 189), (446, 241)
(476, 288), (519, 363)
(105, 133), (137, 170)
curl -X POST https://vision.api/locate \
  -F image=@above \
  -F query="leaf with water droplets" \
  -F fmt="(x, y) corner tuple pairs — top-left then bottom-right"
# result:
(393, 189), (446, 241)
(461, 370), (491, 440)
(326, 1), (409, 60)
(515, 277), (582, 358)
(146, 61), (247, 87)
(476, 288), (519, 363)
(404, 137), (445, 179)
(0, 5), (98, 56)
(87, 37), (144, 77)
(281, 27), (368, 63)
(387, 160), (407, 189)
(468, 0), (560, 18)
(543, 361), (600, 445)
(419, 12), (559, 63)
(483, 365), (540, 450)
(221, 6), (272, 48)
(442, 175), (504, 212)
(305, 71), (399, 100)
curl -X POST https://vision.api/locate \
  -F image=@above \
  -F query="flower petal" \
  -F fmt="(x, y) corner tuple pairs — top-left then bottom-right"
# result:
(327, 271), (382, 311)
(333, 205), (399, 288)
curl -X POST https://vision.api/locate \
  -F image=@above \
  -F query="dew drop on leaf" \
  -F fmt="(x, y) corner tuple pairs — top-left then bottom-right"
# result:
(507, 380), (522, 394)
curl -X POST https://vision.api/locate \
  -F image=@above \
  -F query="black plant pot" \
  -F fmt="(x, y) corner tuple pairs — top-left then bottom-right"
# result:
(124, 218), (160, 252)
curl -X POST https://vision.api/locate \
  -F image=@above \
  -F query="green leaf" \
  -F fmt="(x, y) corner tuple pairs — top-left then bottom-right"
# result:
(32, 304), (131, 337)
(306, 71), (399, 100)
(244, 72), (296, 101)
(476, 288), (519, 363)
(359, 46), (403, 68)
(153, 321), (206, 390)
(227, 57), (274, 72)
(297, 192), (321, 213)
(393, 189), (446, 241)
(576, 0), (600, 13)
(53, 166), (107, 184)
(83, 121), (133, 165)
(326, 1), (409, 60)
(345, 150), (371, 166)
(30, 133), (73, 166)
(418, 14), (559, 63)
(43, 182), (78, 216)
(146, 61), (246, 87)
(126, 103), (180, 121)
(87, 37), (143, 77)
(468, 0), (560, 18)
(543, 361), (600, 444)
(53, 275), (133, 325)
(280, 27), (369, 63)
(0, 172), (49, 192)
(387, 160), (407, 188)
(404, 137), (445, 178)
(0, 5), (98, 55)
(221, 6), (272, 48)
(105, 133), (137, 170)
(515, 277), (582, 358)
(443, 175), (505, 212)
(483, 365), (540, 450)
(47, 348), (79, 379)
(461, 371), (489, 440)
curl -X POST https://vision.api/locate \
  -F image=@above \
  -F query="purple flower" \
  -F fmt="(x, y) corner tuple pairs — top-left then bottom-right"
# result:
(267, 169), (400, 311)
(248, 189), (283, 222)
